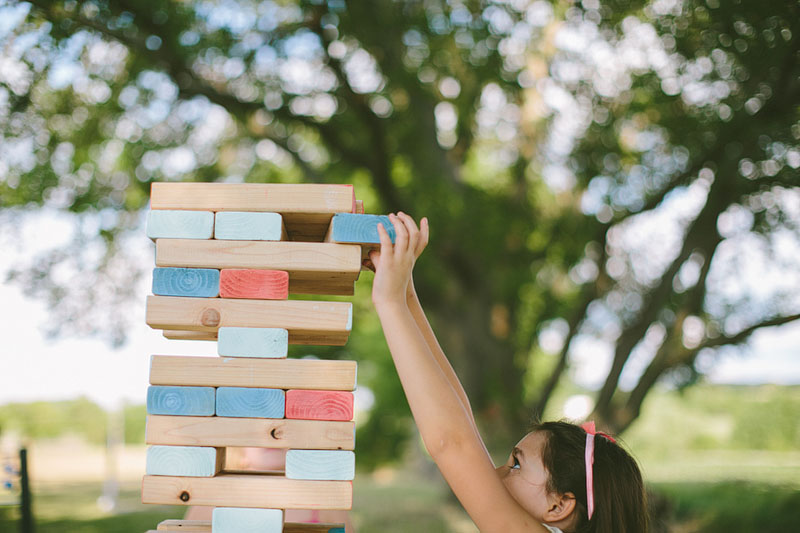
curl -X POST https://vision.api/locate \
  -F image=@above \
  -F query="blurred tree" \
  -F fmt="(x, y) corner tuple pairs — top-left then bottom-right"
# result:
(0, 0), (798, 461)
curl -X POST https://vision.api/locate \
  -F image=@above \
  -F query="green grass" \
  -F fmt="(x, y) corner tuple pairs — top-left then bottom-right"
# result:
(2, 476), (799, 533)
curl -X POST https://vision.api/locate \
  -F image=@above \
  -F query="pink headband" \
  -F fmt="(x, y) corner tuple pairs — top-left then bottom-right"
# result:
(581, 421), (615, 520)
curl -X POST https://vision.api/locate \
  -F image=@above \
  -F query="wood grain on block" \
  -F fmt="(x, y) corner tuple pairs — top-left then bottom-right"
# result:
(163, 330), (218, 341)
(156, 520), (345, 532)
(326, 213), (395, 245)
(217, 327), (288, 358)
(354, 200), (364, 214)
(146, 295), (352, 346)
(147, 210), (214, 240)
(141, 473), (352, 510)
(145, 446), (225, 477)
(152, 268), (219, 298)
(212, 508), (282, 533)
(219, 269), (288, 300)
(215, 387), (285, 418)
(155, 239), (361, 296)
(145, 415), (355, 450)
(214, 212), (284, 241)
(147, 386), (215, 416)
(150, 183), (356, 241)
(286, 390), (354, 422)
(156, 520), (211, 531)
(150, 355), (357, 391)
(285, 450), (355, 481)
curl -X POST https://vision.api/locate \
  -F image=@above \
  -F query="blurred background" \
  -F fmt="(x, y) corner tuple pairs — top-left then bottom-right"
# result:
(0, 0), (799, 531)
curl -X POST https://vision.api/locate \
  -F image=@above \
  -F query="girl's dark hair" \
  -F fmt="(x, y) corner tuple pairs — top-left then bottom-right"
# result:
(530, 420), (648, 533)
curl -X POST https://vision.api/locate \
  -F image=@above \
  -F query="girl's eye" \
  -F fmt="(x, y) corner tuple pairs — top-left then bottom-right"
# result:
(511, 455), (520, 470)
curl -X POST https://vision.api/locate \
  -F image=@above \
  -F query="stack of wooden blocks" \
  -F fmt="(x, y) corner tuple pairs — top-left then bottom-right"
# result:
(141, 183), (393, 533)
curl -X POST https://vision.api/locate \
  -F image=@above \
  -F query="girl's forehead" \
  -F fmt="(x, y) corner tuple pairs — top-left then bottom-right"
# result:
(515, 430), (547, 455)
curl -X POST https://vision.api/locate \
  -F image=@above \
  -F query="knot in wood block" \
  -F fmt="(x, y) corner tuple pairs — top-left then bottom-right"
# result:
(270, 427), (283, 440)
(180, 491), (191, 502)
(201, 308), (221, 327)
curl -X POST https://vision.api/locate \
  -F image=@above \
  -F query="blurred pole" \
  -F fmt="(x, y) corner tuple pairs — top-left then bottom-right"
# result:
(99, 404), (123, 513)
(19, 447), (33, 533)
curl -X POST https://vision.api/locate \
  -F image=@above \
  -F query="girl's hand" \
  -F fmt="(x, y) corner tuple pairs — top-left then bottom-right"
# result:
(369, 212), (429, 306)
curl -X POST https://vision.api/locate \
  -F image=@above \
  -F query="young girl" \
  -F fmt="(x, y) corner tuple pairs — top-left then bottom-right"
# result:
(367, 212), (648, 533)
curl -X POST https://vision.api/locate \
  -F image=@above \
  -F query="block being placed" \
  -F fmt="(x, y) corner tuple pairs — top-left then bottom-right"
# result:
(214, 212), (283, 241)
(146, 446), (225, 477)
(212, 508), (282, 533)
(155, 521), (345, 532)
(326, 213), (396, 245)
(216, 387), (285, 418)
(147, 210), (214, 240)
(217, 327), (288, 358)
(286, 390), (354, 422)
(219, 269), (288, 299)
(285, 450), (355, 481)
(152, 268), (220, 298)
(147, 386), (215, 416)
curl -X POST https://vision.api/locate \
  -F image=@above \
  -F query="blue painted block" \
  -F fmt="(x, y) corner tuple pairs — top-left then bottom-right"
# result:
(328, 529), (345, 533)
(285, 450), (355, 480)
(146, 445), (222, 477)
(217, 327), (289, 358)
(212, 508), (283, 533)
(147, 210), (214, 240)
(152, 267), (220, 297)
(329, 213), (396, 244)
(215, 212), (283, 241)
(146, 386), (215, 416)
(216, 387), (285, 418)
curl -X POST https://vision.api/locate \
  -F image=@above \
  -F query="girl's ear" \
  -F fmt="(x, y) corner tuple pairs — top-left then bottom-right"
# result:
(543, 491), (577, 522)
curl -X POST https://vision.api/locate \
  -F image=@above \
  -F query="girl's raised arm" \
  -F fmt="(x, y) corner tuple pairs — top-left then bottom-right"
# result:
(371, 213), (546, 533)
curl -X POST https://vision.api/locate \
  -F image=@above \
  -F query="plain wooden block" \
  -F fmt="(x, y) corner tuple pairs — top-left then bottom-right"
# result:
(146, 446), (225, 477)
(285, 450), (355, 481)
(156, 520), (345, 532)
(157, 520), (211, 531)
(286, 390), (354, 422)
(152, 268), (220, 298)
(149, 356), (357, 391)
(150, 183), (356, 241)
(147, 210), (214, 240)
(326, 213), (395, 244)
(214, 212), (284, 241)
(217, 327), (288, 358)
(212, 508), (282, 533)
(354, 199), (364, 214)
(219, 269), (289, 299)
(145, 295), (353, 346)
(147, 386), (216, 416)
(145, 415), (356, 450)
(141, 473), (352, 510)
(155, 239), (361, 296)
(215, 387), (285, 418)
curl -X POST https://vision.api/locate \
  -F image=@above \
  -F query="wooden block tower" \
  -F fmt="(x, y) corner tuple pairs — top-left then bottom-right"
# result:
(141, 183), (392, 533)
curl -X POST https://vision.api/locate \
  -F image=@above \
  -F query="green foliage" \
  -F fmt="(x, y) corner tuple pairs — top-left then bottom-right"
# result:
(0, 397), (106, 445)
(1, 0), (798, 460)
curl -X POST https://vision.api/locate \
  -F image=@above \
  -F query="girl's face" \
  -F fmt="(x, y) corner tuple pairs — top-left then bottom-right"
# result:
(496, 431), (553, 521)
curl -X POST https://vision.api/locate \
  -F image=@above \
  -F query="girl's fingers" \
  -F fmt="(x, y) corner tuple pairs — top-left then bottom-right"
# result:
(418, 217), (430, 256)
(390, 213), (408, 253)
(397, 212), (419, 254)
(376, 221), (393, 259)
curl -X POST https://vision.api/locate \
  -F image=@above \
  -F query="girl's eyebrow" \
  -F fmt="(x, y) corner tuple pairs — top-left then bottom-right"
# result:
(513, 447), (525, 461)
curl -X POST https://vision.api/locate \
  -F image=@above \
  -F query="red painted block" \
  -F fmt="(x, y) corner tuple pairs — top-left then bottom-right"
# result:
(219, 269), (289, 300)
(285, 390), (354, 422)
